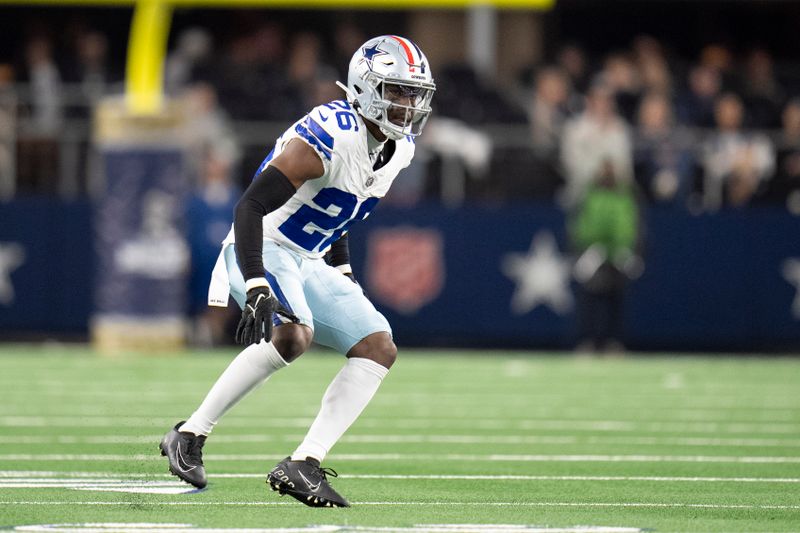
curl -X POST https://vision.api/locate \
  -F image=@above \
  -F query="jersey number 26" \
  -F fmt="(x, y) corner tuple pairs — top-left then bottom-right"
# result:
(278, 187), (378, 252)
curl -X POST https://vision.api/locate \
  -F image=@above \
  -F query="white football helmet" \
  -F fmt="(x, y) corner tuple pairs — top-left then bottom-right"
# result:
(339, 35), (436, 140)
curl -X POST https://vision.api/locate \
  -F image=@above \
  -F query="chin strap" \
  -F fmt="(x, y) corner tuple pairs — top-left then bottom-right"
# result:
(336, 81), (358, 104)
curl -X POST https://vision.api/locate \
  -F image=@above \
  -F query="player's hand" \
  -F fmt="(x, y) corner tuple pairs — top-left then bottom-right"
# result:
(235, 286), (299, 346)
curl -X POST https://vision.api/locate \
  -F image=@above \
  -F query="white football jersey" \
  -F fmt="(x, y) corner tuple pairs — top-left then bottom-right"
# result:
(224, 100), (415, 259)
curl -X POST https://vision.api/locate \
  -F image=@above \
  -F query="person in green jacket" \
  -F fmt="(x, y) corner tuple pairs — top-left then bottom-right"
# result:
(571, 159), (642, 352)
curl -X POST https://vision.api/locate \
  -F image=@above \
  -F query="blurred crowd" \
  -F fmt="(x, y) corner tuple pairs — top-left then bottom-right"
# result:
(1, 20), (800, 214)
(518, 38), (800, 214)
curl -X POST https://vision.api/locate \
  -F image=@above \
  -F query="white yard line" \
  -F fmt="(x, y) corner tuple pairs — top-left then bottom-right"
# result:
(2, 472), (800, 483)
(1, 453), (799, 463)
(0, 435), (279, 444)
(2, 416), (799, 435)
(341, 474), (800, 483)
(7, 524), (647, 533)
(9, 524), (645, 533)
(1, 501), (798, 510)
(4, 403), (800, 421)
(1, 434), (799, 448)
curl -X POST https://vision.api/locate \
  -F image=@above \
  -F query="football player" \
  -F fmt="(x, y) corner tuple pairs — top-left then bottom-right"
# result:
(160, 35), (435, 508)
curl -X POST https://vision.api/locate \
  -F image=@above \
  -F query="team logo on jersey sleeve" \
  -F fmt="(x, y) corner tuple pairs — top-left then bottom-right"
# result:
(296, 117), (334, 160)
(366, 227), (444, 314)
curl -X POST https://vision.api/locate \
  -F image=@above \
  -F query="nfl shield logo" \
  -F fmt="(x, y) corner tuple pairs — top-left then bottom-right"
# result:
(366, 227), (445, 314)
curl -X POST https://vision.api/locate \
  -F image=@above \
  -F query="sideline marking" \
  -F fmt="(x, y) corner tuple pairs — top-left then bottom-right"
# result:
(3, 501), (799, 510)
(2, 453), (799, 463)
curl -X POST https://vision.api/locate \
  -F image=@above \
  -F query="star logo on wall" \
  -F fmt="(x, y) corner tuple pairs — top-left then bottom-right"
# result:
(0, 242), (25, 306)
(782, 258), (800, 320)
(501, 231), (573, 315)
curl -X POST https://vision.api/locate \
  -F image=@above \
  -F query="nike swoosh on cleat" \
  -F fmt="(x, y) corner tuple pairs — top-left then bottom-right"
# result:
(175, 443), (197, 472)
(298, 471), (321, 492)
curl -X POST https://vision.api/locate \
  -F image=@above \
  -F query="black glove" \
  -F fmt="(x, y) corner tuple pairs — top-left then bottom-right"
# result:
(235, 286), (299, 346)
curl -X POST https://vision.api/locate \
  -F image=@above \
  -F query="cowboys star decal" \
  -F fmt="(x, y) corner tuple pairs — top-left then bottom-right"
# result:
(361, 43), (388, 71)
(501, 231), (573, 316)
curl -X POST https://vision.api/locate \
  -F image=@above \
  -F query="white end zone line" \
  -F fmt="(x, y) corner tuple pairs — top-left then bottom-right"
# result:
(2, 501), (799, 510)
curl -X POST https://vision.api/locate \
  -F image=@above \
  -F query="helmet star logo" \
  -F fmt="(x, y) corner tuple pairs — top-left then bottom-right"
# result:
(362, 43), (388, 71)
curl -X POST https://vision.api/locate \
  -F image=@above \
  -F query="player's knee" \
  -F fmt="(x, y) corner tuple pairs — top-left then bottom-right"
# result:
(348, 332), (397, 369)
(271, 324), (312, 363)
(377, 339), (398, 369)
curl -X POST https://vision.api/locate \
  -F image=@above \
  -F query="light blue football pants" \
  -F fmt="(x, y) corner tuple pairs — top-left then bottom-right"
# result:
(221, 240), (391, 355)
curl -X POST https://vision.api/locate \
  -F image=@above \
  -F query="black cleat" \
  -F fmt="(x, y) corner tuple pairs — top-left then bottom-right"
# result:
(266, 456), (350, 508)
(159, 421), (207, 489)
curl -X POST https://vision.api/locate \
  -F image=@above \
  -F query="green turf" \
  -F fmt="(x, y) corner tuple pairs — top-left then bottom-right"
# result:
(0, 345), (799, 532)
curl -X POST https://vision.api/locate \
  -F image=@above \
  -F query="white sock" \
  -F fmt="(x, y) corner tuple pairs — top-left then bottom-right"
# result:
(292, 357), (389, 462)
(181, 341), (288, 436)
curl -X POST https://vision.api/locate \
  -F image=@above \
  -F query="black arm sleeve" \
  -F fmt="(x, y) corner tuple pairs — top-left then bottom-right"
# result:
(234, 165), (296, 281)
(325, 233), (351, 269)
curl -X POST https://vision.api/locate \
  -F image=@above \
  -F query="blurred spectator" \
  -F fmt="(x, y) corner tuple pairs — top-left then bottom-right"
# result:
(761, 98), (800, 212)
(332, 21), (365, 80)
(165, 27), (213, 96)
(528, 66), (570, 162)
(699, 43), (736, 88)
(0, 63), (16, 199)
(308, 68), (342, 107)
(599, 52), (642, 123)
(631, 35), (662, 62)
(435, 63), (527, 125)
(64, 30), (120, 113)
(61, 29), (119, 195)
(418, 117), (493, 205)
(560, 82), (633, 208)
(20, 36), (62, 136)
(17, 35), (63, 194)
(571, 161), (641, 353)
(556, 43), (590, 96)
(186, 141), (241, 346)
(201, 23), (297, 121)
(702, 92), (775, 209)
(287, 32), (322, 85)
(741, 47), (785, 129)
(632, 35), (673, 96)
(634, 91), (696, 208)
(182, 82), (241, 186)
(676, 64), (721, 127)
(287, 31), (336, 111)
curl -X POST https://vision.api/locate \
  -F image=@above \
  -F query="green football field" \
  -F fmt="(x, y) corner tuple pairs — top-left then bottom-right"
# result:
(0, 345), (799, 532)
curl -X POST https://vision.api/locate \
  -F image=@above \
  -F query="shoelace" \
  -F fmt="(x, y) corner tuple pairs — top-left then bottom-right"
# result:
(317, 466), (338, 481)
(187, 436), (206, 465)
